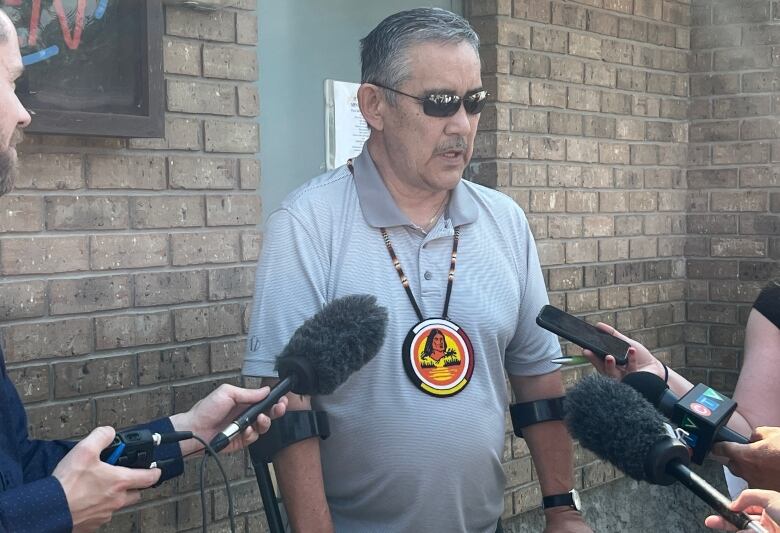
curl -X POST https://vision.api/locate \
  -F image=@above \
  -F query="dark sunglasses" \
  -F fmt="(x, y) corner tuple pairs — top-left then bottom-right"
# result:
(372, 83), (489, 117)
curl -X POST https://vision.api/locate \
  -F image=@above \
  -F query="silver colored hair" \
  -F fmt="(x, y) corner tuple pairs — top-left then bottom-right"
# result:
(0, 11), (8, 43)
(360, 7), (479, 104)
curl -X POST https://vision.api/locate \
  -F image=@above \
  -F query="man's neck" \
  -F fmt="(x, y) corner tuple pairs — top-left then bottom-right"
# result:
(367, 138), (450, 230)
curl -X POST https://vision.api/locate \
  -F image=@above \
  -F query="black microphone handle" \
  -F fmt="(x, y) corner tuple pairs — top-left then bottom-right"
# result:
(716, 425), (750, 445)
(235, 375), (296, 428)
(210, 375), (296, 453)
(667, 460), (763, 532)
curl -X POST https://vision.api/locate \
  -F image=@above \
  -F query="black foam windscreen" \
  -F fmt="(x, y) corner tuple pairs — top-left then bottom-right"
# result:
(622, 371), (669, 408)
(275, 294), (388, 395)
(564, 374), (671, 481)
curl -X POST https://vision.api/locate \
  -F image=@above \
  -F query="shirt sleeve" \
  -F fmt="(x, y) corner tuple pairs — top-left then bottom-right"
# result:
(0, 360), (73, 533)
(137, 418), (184, 482)
(503, 212), (562, 377)
(243, 207), (329, 377)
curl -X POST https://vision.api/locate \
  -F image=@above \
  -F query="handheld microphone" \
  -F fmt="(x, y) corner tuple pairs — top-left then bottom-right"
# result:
(565, 374), (766, 533)
(209, 294), (388, 453)
(622, 372), (749, 464)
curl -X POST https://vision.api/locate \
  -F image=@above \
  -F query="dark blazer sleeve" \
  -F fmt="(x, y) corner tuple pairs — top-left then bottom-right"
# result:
(0, 348), (74, 532)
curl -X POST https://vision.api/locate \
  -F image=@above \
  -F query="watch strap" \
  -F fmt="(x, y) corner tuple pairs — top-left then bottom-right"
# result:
(542, 492), (577, 510)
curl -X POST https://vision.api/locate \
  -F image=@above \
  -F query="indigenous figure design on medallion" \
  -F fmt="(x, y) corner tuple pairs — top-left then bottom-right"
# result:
(402, 318), (474, 397)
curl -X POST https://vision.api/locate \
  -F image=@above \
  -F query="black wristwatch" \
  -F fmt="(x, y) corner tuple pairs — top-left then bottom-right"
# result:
(542, 489), (581, 512)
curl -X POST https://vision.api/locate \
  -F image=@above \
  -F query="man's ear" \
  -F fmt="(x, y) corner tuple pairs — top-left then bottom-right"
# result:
(357, 84), (384, 131)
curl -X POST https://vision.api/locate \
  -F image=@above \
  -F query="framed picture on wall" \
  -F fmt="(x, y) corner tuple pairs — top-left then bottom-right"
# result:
(2, 0), (164, 137)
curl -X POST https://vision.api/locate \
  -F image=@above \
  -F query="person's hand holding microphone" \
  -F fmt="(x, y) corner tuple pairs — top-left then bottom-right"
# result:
(705, 489), (780, 532)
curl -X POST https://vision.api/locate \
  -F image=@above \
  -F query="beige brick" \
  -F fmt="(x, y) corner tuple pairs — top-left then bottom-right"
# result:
(206, 195), (261, 226)
(496, 133), (530, 158)
(1, 236), (88, 275)
(552, 2), (587, 29)
(529, 137), (565, 160)
(550, 57), (585, 83)
(167, 80), (236, 116)
(203, 44), (258, 81)
(511, 51), (549, 78)
(588, 11), (619, 36)
(164, 37), (201, 76)
(711, 238), (767, 258)
(549, 216), (584, 238)
(599, 238), (629, 261)
(129, 118), (201, 151)
(616, 118), (645, 140)
(566, 191), (598, 213)
(599, 142), (630, 164)
(0, 280), (46, 320)
(171, 231), (241, 265)
(90, 234), (169, 270)
(568, 87), (601, 112)
(236, 12), (258, 45)
(166, 6), (235, 41)
(531, 26), (568, 53)
(530, 82), (567, 108)
(511, 109), (548, 133)
(569, 33), (602, 60)
(46, 196), (128, 231)
(87, 156), (166, 190)
(711, 191), (768, 212)
(602, 92), (632, 115)
(566, 240), (598, 263)
(632, 95), (661, 117)
(548, 165), (582, 187)
(630, 236), (658, 258)
(16, 153), (83, 190)
(169, 157), (237, 189)
(603, 40), (633, 65)
(583, 216), (615, 237)
(50, 275), (130, 315)
(134, 270), (208, 307)
(585, 64), (616, 88)
(566, 139), (599, 162)
(1, 318), (93, 362)
(132, 196), (205, 229)
(550, 112), (583, 135)
(204, 120), (259, 153)
(600, 191), (629, 212)
(530, 190), (565, 212)
(0, 195), (43, 232)
(174, 303), (243, 341)
(514, 0), (551, 22)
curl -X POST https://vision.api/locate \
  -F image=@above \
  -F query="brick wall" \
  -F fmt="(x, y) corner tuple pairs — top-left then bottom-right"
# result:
(0, 3), (267, 531)
(686, 0), (780, 391)
(465, 0), (692, 522)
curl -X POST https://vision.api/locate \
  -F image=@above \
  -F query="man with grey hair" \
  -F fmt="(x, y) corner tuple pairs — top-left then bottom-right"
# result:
(0, 13), (28, 195)
(0, 12), (286, 532)
(245, 8), (591, 533)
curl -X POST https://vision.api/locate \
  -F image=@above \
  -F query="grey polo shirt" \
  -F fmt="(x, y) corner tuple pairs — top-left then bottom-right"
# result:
(244, 145), (561, 533)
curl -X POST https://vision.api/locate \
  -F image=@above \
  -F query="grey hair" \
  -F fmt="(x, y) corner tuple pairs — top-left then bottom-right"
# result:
(360, 7), (479, 104)
(0, 11), (8, 43)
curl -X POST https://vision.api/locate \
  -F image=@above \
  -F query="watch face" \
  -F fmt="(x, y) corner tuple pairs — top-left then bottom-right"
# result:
(571, 489), (582, 511)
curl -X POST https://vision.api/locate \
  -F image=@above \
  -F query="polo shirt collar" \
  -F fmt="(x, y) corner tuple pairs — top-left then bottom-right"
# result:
(351, 143), (478, 229)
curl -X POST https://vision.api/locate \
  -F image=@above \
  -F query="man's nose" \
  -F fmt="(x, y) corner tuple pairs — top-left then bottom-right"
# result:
(16, 98), (31, 129)
(443, 104), (472, 136)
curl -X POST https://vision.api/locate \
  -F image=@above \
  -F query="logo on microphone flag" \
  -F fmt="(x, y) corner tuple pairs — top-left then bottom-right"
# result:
(402, 318), (474, 397)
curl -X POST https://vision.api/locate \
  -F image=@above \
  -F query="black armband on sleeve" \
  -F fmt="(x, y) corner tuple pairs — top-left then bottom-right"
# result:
(509, 396), (566, 438)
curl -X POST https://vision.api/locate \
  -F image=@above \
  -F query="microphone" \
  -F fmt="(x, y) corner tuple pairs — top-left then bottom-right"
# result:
(564, 374), (766, 533)
(209, 294), (388, 453)
(622, 372), (749, 463)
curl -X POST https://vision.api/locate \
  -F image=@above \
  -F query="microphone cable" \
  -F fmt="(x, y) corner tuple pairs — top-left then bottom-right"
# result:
(156, 432), (237, 533)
